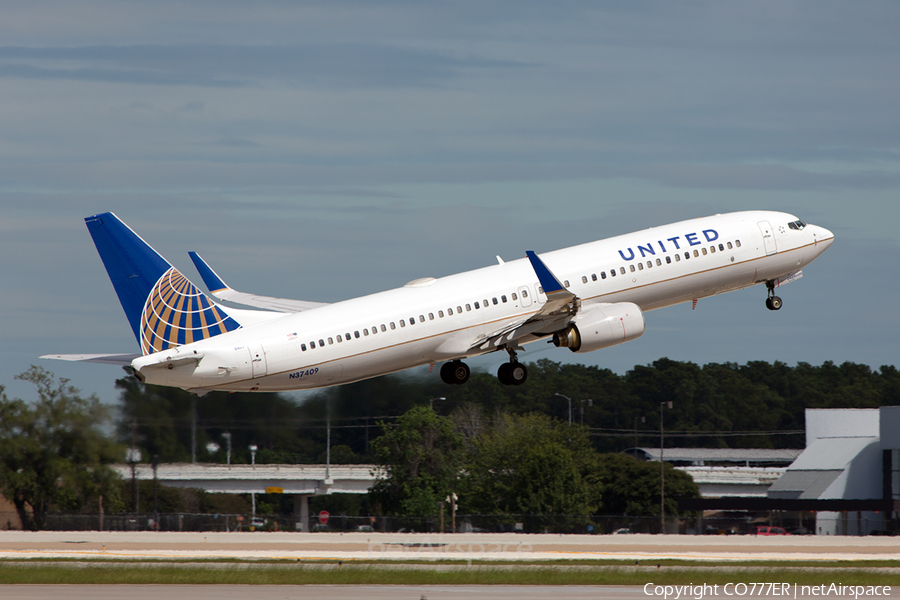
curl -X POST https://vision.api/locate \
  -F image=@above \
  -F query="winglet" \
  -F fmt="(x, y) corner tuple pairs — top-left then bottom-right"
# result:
(526, 250), (566, 294)
(189, 251), (229, 293)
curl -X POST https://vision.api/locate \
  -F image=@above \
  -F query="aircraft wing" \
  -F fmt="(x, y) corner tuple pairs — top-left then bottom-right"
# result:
(471, 251), (579, 352)
(188, 252), (329, 313)
(40, 353), (141, 365)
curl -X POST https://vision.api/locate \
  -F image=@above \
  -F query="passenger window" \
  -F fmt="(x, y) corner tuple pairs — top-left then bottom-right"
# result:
(466, 304), (471, 311)
(619, 267), (626, 275)
(665, 256), (671, 264)
(419, 315), (425, 323)
(390, 322), (396, 330)
(400, 319), (406, 327)
(372, 327), (377, 335)
(428, 313), (434, 320)
(483, 299), (489, 307)
(694, 250), (700, 257)
(701, 248), (707, 256)
(727, 242), (733, 250)
(592, 274), (597, 281)
(564, 280), (570, 288)
(409, 316), (415, 325)
(438, 310), (444, 318)
(630, 264), (636, 273)
(301, 343), (307, 351)
(511, 293), (517, 300)
(447, 308), (453, 315)
(656, 258), (662, 266)
(319, 339), (325, 346)
(363, 329), (369, 336)
(675, 254), (680, 262)
(501, 295), (507, 303)
(710, 246), (715, 254)
(538, 286), (543, 294)
(474, 301), (480, 309)
(336, 335), (342, 343)
(637, 263), (643, 271)
(582, 276), (588, 284)
(310, 341), (316, 349)
(647, 261), (652, 269)
(328, 337), (333, 345)
(345, 332), (351, 340)
(521, 290), (528, 298)
(719, 243), (725, 251)
(736, 240), (741, 248)
(601, 271), (607, 279)
(381, 324), (386, 332)
(354, 330), (360, 338)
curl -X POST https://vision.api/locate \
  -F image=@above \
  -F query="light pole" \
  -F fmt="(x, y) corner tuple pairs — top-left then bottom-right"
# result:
(221, 432), (232, 466)
(249, 444), (258, 466)
(554, 393), (572, 425)
(580, 399), (593, 426)
(659, 401), (672, 534)
(634, 416), (645, 450)
(429, 397), (447, 411)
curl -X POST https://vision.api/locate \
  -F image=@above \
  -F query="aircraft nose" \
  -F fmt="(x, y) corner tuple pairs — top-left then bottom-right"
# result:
(812, 224), (834, 249)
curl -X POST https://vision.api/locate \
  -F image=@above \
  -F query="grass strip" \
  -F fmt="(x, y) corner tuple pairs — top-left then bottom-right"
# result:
(2, 565), (900, 586)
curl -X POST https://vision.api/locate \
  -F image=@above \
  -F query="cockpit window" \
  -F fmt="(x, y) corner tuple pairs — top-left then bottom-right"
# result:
(788, 220), (806, 230)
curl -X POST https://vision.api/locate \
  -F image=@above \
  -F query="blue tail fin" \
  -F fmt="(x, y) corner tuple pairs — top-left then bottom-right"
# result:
(85, 212), (241, 355)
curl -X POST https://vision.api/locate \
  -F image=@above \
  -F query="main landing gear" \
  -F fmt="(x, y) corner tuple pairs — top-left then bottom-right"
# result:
(440, 360), (470, 385)
(765, 280), (783, 311)
(497, 345), (528, 386)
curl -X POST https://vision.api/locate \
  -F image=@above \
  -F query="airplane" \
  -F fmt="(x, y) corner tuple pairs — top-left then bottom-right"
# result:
(43, 210), (834, 394)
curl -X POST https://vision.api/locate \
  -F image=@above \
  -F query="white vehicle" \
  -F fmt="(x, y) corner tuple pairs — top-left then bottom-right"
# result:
(43, 211), (833, 394)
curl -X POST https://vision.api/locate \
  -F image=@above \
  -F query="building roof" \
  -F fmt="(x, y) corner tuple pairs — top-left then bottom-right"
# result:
(630, 447), (802, 464)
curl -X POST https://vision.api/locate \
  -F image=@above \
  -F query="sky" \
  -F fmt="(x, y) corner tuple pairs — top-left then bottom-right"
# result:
(1, 1), (898, 407)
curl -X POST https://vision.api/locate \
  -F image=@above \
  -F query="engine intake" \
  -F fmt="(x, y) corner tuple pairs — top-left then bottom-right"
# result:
(552, 302), (645, 353)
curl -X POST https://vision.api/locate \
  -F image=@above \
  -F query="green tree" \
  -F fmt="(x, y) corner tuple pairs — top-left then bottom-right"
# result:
(0, 367), (121, 530)
(595, 452), (699, 519)
(460, 413), (600, 531)
(369, 407), (463, 518)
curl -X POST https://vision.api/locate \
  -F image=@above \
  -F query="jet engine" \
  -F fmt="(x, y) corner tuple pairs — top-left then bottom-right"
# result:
(552, 302), (645, 353)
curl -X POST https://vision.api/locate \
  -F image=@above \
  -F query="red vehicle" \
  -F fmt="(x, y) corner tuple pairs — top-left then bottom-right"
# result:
(750, 526), (790, 536)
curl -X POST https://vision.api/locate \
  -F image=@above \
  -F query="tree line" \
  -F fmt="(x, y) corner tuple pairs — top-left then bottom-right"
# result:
(1, 358), (897, 529)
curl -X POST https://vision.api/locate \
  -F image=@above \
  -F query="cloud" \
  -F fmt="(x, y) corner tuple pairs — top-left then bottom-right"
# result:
(0, 44), (528, 88)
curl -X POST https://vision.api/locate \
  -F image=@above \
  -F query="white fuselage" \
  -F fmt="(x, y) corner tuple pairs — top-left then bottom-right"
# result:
(134, 210), (834, 393)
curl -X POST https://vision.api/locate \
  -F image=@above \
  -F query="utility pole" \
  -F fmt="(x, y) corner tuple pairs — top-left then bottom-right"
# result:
(660, 401), (672, 534)
(191, 396), (197, 464)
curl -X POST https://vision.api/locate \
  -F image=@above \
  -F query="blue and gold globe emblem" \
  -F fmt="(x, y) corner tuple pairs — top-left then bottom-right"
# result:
(140, 268), (240, 355)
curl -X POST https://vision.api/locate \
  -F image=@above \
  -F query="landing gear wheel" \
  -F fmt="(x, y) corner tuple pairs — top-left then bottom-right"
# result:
(441, 361), (470, 385)
(498, 360), (528, 386)
(498, 363), (512, 385)
(509, 362), (528, 385)
(765, 281), (783, 311)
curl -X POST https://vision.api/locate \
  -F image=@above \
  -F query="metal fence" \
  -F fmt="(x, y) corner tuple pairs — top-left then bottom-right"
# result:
(40, 511), (883, 535)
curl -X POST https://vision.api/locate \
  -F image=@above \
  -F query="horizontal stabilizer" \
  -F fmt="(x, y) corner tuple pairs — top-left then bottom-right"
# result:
(188, 251), (329, 313)
(41, 353), (141, 366)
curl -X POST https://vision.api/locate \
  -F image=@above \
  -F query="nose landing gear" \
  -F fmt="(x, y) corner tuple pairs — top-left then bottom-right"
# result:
(765, 281), (783, 311)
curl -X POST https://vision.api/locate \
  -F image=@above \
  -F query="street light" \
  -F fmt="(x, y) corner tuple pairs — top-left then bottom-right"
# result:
(221, 432), (232, 465)
(660, 401), (673, 534)
(429, 396), (447, 410)
(554, 393), (572, 425)
(249, 443), (258, 466)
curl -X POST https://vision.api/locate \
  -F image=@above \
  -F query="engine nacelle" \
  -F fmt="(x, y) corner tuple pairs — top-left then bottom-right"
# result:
(552, 302), (645, 353)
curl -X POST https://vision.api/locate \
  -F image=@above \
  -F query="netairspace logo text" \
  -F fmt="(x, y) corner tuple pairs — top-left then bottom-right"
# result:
(644, 583), (892, 600)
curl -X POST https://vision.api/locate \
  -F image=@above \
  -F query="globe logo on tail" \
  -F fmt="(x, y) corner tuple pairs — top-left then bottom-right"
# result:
(140, 268), (240, 355)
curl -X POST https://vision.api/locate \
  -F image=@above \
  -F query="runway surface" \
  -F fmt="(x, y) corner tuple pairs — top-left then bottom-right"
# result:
(4, 585), (900, 600)
(1, 531), (899, 562)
